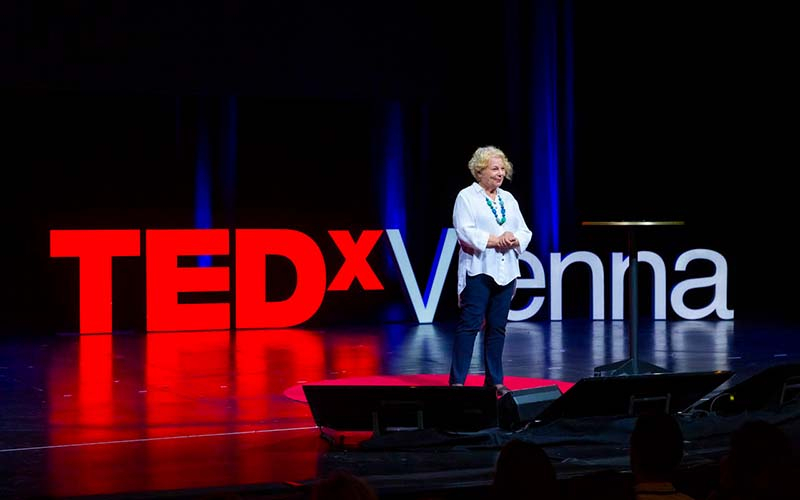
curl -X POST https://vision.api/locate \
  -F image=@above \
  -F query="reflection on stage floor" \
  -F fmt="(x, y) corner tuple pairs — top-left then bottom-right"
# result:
(1, 319), (799, 499)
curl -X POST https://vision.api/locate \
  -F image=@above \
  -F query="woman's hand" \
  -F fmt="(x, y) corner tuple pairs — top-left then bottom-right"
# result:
(498, 231), (518, 250)
(488, 232), (518, 250)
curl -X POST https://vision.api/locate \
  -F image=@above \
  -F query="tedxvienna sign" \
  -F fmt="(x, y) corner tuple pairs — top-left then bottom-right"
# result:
(50, 228), (733, 334)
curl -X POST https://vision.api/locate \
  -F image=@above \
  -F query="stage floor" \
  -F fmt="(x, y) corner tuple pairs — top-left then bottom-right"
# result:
(2, 318), (800, 499)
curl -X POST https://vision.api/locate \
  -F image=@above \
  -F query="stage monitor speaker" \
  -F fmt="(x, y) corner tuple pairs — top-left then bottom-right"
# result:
(697, 362), (800, 415)
(498, 385), (563, 430)
(302, 385), (498, 433)
(532, 370), (733, 424)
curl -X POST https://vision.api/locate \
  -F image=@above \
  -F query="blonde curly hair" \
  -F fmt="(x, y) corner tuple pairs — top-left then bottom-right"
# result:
(468, 146), (514, 181)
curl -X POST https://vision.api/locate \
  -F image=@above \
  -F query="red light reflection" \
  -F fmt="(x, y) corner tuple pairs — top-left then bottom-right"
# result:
(45, 329), (340, 497)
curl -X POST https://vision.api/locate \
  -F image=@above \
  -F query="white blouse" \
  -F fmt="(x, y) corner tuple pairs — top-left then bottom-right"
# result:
(453, 182), (533, 297)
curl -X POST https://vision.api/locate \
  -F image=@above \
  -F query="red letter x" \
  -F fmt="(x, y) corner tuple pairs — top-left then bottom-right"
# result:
(327, 230), (384, 291)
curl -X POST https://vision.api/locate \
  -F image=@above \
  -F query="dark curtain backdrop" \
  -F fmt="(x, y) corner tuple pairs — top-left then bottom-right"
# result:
(1, 1), (797, 333)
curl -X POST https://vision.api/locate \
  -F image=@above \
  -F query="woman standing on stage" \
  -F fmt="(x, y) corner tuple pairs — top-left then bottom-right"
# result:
(449, 146), (532, 397)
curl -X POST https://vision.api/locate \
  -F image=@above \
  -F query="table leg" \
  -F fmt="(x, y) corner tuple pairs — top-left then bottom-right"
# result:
(593, 228), (668, 376)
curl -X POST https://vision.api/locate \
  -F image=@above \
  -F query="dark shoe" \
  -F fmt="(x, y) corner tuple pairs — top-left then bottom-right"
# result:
(495, 384), (511, 397)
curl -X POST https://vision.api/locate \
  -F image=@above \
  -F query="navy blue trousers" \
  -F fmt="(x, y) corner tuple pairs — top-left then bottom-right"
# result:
(449, 274), (515, 386)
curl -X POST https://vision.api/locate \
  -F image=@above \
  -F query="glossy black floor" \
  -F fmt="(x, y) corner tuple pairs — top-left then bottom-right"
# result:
(2, 318), (800, 499)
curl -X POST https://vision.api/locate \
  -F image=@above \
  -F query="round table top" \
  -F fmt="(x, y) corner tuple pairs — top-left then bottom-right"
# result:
(581, 221), (685, 227)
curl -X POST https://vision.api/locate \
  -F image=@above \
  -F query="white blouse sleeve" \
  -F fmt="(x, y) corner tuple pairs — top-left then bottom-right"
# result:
(453, 191), (489, 252)
(507, 194), (532, 254)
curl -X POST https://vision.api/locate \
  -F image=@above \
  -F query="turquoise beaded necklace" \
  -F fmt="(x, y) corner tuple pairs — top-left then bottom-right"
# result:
(484, 195), (506, 225)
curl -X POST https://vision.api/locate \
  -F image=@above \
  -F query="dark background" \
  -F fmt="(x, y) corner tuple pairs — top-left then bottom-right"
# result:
(1, 1), (797, 334)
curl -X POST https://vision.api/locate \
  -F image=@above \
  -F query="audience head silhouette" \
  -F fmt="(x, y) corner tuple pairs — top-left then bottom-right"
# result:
(492, 438), (558, 500)
(629, 412), (685, 482)
(627, 413), (699, 500)
(311, 470), (378, 500)
(716, 419), (793, 500)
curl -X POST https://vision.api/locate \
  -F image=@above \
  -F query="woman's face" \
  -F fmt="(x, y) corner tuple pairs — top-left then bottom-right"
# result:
(478, 156), (506, 191)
